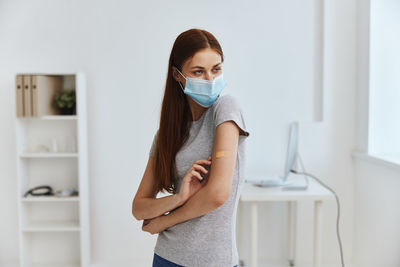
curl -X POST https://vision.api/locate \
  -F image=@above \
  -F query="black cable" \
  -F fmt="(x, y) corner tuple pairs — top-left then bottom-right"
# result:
(290, 166), (345, 267)
(23, 185), (54, 197)
(296, 152), (310, 188)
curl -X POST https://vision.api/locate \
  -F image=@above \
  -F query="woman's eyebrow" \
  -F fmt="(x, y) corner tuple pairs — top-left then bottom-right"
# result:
(191, 63), (221, 69)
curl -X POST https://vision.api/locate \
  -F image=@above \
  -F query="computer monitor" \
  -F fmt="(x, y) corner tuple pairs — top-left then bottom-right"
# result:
(283, 121), (298, 179)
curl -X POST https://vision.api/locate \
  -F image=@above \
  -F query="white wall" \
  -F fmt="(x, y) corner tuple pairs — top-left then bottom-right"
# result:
(353, 158), (400, 267)
(0, 0), (358, 266)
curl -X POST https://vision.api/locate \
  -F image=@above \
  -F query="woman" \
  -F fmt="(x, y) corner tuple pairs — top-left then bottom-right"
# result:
(132, 28), (250, 267)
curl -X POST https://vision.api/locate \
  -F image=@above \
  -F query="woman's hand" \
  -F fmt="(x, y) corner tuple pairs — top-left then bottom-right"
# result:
(142, 215), (167, 235)
(177, 156), (212, 204)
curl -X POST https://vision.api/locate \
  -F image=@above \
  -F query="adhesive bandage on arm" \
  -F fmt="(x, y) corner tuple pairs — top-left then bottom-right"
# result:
(215, 150), (232, 159)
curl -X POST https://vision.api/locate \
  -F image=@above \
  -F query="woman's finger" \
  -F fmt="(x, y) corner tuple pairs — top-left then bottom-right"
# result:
(192, 164), (208, 174)
(194, 159), (211, 165)
(191, 170), (203, 181)
(194, 159), (212, 165)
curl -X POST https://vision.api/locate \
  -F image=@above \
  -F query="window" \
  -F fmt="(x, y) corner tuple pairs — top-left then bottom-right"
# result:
(368, 0), (400, 164)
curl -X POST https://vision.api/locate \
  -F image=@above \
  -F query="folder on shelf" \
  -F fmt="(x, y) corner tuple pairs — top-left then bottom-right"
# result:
(22, 75), (32, 117)
(31, 75), (63, 116)
(15, 75), (24, 117)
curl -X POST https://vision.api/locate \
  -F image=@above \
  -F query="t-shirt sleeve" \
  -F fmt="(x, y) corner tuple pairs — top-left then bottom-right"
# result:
(213, 94), (250, 138)
(149, 129), (159, 157)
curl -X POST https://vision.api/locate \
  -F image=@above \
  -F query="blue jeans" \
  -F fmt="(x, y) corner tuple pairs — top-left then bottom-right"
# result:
(152, 253), (238, 267)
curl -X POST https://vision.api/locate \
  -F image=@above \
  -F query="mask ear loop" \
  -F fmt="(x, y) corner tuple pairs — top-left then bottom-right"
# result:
(175, 67), (186, 79)
(174, 67), (186, 92)
(178, 82), (184, 91)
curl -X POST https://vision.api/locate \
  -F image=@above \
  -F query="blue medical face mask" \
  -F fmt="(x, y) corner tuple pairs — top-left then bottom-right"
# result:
(176, 68), (227, 108)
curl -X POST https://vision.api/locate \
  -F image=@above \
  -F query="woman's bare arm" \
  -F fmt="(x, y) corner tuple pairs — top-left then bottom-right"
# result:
(132, 156), (184, 220)
(161, 121), (239, 228)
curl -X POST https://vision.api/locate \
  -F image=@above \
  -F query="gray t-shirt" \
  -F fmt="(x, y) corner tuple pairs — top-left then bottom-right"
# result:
(149, 94), (250, 267)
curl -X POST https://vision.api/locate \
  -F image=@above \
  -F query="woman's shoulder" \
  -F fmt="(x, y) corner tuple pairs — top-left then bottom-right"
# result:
(215, 93), (238, 104)
(213, 93), (243, 113)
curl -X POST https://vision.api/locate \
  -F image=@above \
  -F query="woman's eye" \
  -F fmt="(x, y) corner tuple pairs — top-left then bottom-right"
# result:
(192, 68), (221, 75)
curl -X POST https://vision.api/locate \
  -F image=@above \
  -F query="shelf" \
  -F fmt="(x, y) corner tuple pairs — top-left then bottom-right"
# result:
(15, 73), (89, 267)
(20, 153), (78, 158)
(21, 221), (80, 232)
(18, 115), (77, 120)
(21, 196), (80, 202)
(28, 263), (80, 267)
(21, 231), (81, 267)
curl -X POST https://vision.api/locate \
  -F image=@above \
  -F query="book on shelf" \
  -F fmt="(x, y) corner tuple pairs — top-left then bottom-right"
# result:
(23, 75), (32, 116)
(15, 75), (24, 117)
(16, 74), (63, 117)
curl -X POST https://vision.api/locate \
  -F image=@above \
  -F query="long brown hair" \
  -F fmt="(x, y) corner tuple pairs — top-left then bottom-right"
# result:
(153, 28), (224, 194)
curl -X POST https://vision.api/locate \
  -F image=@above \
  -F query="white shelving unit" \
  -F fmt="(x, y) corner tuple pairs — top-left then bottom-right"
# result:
(15, 73), (90, 267)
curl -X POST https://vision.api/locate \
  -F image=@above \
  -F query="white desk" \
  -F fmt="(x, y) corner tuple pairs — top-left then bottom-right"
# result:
(238, 178), (334, 267)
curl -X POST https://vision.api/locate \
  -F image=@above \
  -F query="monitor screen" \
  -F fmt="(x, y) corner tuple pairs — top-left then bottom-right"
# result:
(283, 121), (298, 179)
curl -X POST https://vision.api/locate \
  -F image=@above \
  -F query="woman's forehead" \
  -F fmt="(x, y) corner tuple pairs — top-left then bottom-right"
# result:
(184, 49), (222, 69)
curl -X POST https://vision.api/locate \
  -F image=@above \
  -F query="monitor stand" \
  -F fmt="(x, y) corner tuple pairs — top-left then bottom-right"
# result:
(250, 176), (293, 187)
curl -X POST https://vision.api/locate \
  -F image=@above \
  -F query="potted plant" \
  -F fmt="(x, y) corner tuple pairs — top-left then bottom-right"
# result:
(53, 89), (76, 115)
